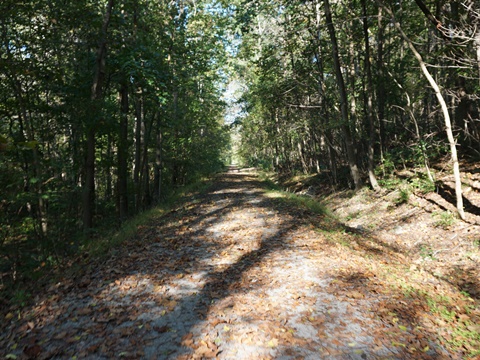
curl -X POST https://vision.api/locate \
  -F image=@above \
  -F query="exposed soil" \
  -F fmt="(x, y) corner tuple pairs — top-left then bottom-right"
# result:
(282, 160), (480, 306)
(1, 167), (479, 359)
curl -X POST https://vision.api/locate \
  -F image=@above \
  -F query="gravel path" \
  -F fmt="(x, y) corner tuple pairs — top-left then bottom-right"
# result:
(1, 169), (448, 359)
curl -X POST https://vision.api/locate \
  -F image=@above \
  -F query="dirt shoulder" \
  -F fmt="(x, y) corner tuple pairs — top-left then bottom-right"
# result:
(296, 162), (480, 304)
(1, 168), (479, 359)
(278, 162), (480, 358)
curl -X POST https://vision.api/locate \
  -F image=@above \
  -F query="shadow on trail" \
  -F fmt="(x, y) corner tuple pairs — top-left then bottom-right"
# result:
(0, 170), (463, 359)
(140, 172), (301, 358)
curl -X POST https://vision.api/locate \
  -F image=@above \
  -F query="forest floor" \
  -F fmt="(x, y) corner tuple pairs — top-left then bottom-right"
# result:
(1, 166), (480, 359)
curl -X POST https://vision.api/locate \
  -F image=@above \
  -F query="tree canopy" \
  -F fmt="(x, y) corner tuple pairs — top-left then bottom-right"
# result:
(1, 0), (479, 284)
(1, 0), (231, 280)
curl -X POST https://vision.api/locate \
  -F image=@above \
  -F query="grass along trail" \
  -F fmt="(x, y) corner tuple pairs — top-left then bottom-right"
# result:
(1, 168), (478, 359)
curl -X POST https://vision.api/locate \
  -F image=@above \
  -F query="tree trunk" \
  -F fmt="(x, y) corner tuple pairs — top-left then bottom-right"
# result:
(105, 134), (113, 201)
(388, 70), (434, 182)
(6, 39), (48, 236)
(379, 1), (465, 220)
(324, 0), (363, 190)
(313, 0), (337, 184)
(83, 0), (114, 230)
(376, 6), (386, 157)
(475, 28), (480, 86)
(153, 114), (163, 204)
(139, 111), (153, 209)
(133, 87), (143, 212)
(362, 0), (380, 191)
(117, 81), (129, 220)
(83, 128), (96, 230)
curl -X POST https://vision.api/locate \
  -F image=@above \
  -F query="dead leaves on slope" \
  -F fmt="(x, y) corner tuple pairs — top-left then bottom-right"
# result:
(180, 332), (220, 359)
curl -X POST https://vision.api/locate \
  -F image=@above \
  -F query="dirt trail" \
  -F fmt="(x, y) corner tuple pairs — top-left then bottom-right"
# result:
(1, 170), (460, 359)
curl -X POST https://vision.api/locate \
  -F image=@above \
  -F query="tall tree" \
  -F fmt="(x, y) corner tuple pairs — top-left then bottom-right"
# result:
(361, 0), (380, 191)
(323, 0), (362, 190)
(83, 0), (115, 230)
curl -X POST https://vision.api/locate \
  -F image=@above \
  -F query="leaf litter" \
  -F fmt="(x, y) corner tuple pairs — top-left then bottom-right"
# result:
(1, 169), (478, 359)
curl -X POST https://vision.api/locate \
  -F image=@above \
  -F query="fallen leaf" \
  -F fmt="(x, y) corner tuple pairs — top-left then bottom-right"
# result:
(210, 318), (227, 327)
(154, 325), (170, 333)
(181, 333), (194, 348)
(346, 291), (364, 299)
(53, 331), (68, 340)
(153, 285), (164, 293)
(77, 307), (92, 316)
(66, 336), (82, 343)
(267, 338), (279, 348)
(194, 344), (218, 358)
(24, 344), (42, 358)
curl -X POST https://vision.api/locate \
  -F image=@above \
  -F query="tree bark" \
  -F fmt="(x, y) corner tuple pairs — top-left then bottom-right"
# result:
(133, 87), (143, 212)
(83, 0), (114, 230)
(153, 114), (163, 204)
(323, 0), (363, 190)
(413, 0), (442, 29)
(376, 6), (386, 157)
(362, 0), (380, 191)
(117, 81), (129, 220)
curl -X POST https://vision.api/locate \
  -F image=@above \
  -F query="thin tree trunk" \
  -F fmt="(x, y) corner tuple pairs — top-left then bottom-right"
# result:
(117, 81), (129, 220)
(324, 0), (363, 190)
(388, 70), (434, 182)
(133, 87), (142, 212)
(105, 134), (113, 201)
(5, 39), (48, 236)
(362, 0), (380, 191)
(379, 1), (465, 220)
(376, 6), (386, 158)
(154, 114), (163, 203)
(139, 112), (154, 209)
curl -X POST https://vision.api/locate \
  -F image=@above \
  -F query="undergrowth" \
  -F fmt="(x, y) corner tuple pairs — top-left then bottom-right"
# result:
(259, 172), (329, 217)
(263, 168), (479, 358)
(0, 176), (214, 312)
(383, 267), (480, 357)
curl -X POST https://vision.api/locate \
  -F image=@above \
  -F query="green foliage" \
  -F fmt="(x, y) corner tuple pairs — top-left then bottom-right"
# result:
(419, 244), (437, 261)
(432, 211), (456, 229)
(426, 294), (480, 356)
(379, 156), (396, 177)
(409, 175), (435, 194)
(0, 0), (233, 296)
(11, 289), (31, 308)
(396, 188), (410, 205)
(262, 181), (329, 217)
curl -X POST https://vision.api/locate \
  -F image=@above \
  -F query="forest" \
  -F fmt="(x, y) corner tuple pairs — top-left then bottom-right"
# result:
(235, 0), (480, 214)
(1, 0), (480, 288)
(1, 0), (480, 358)
(1, 0), (231, 282)
(1, 0), (480, 308)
